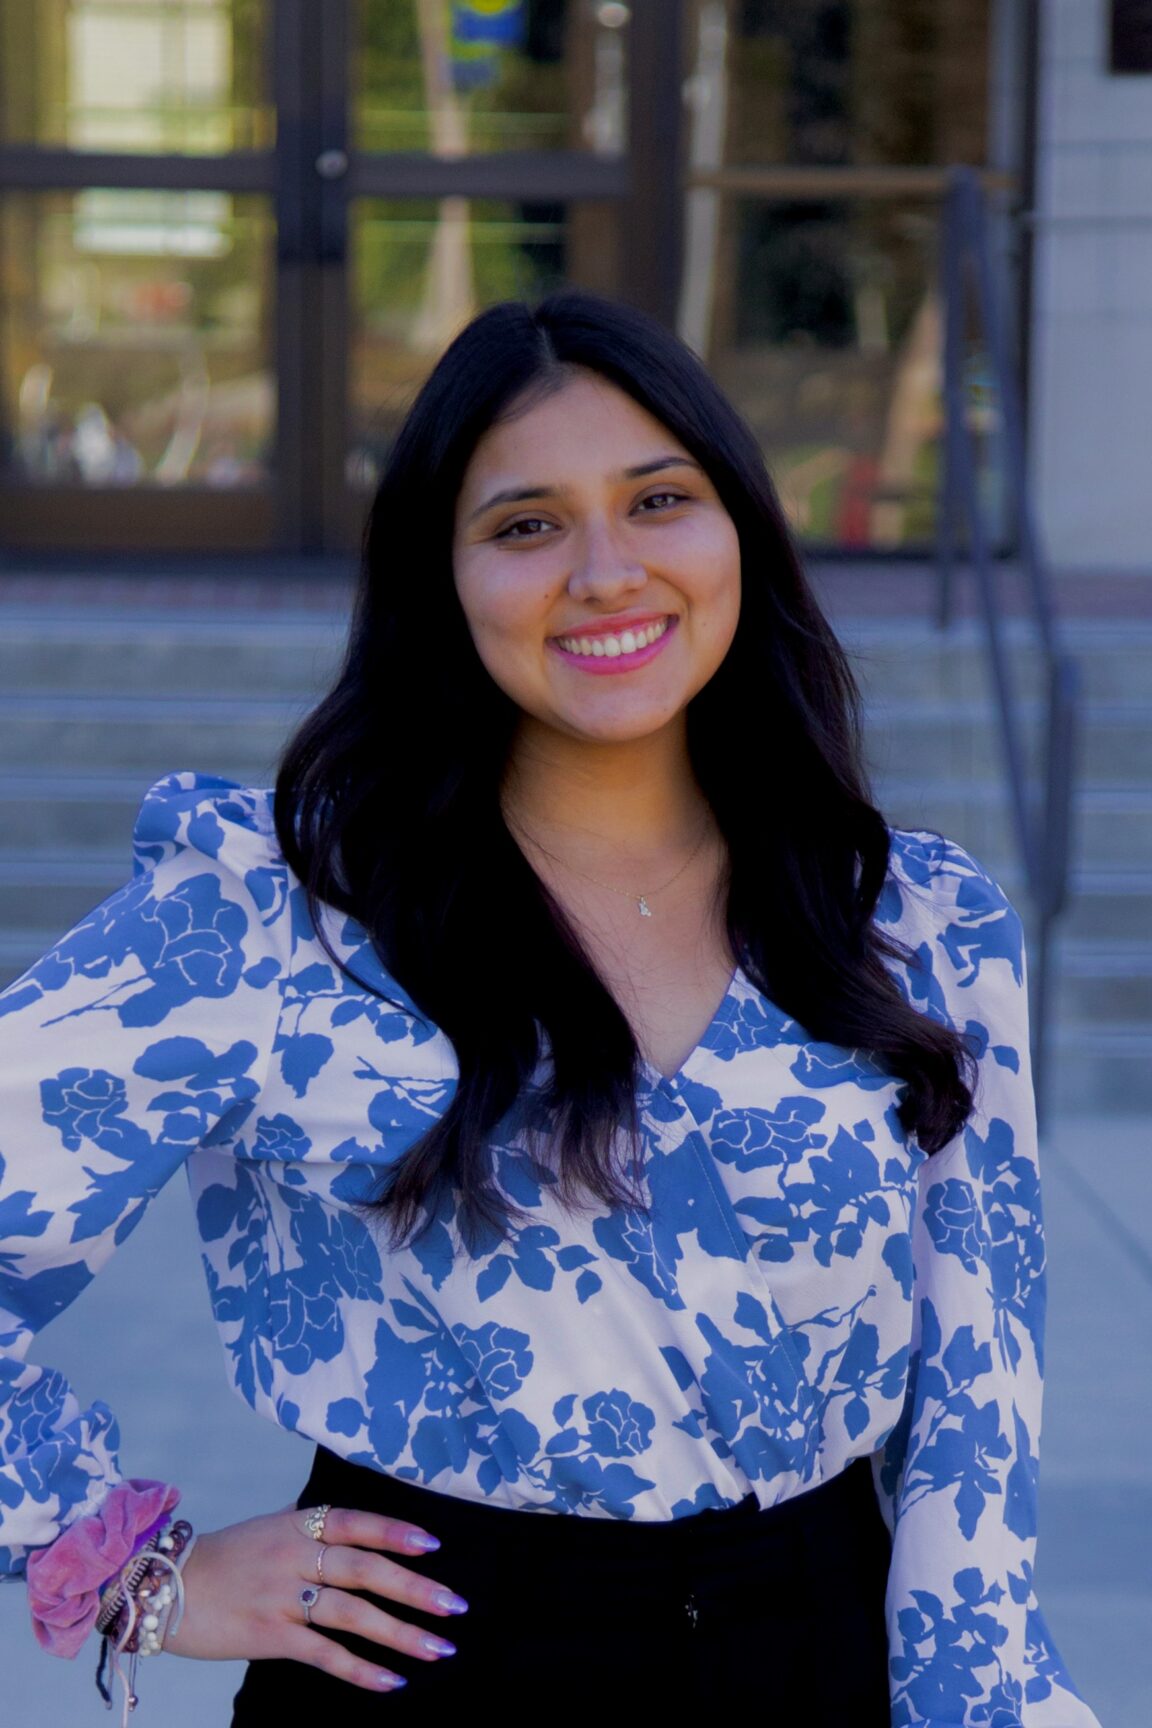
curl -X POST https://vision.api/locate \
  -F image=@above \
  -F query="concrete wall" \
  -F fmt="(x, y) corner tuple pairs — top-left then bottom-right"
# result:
(1031, 0), (1152, 571)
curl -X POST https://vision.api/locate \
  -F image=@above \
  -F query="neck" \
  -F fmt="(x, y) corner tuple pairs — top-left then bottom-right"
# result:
(501, 714), (709, 858)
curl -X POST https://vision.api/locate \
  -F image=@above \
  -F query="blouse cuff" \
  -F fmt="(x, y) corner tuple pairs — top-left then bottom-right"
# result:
(25, 1479), (181, 1658)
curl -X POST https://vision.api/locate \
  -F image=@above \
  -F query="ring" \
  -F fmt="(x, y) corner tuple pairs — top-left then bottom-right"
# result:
(300, 1584), (323, 1626)
(315, 1544), (328, 1584)
(303, 1504), (331, 1543)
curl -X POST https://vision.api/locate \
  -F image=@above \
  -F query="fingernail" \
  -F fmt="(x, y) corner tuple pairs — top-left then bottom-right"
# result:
(406, 1531), (441, 1552)
(379, 1673), (407, 1690)
(421, 1634), (457, 1658)
(434, 1589), (469, 1614)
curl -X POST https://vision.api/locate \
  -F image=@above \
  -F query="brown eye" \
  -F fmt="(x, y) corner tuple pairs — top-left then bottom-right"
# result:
(496, 517), (553, 540)
(637, 491), (688, 512)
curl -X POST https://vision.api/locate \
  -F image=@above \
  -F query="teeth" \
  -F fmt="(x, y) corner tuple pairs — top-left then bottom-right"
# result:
(555, 617), (670, 658)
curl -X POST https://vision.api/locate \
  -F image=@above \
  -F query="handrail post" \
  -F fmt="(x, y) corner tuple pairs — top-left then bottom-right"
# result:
(1042, 658), (1080, 922)
(936, 166), (1080, 1118)
(1031, 911), (1052, 1133)
(958, 168), (1058, 659)
(935, 178), (961, 633)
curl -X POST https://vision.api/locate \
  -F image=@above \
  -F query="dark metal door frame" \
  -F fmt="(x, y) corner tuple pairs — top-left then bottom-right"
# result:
(303, 0), (685, 552)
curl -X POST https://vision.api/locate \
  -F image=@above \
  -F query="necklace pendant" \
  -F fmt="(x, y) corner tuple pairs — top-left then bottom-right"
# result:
(638, 896), (652, 918)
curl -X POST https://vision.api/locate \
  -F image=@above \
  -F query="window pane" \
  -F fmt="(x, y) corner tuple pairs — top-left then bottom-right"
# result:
(684, 0), (991, 169)
(0, 0), (272, 154)
(354, 1), (629, 156)
(0, 189), (275, 486)
(349, 197), (619, 484)
(692, 196), (943, 549)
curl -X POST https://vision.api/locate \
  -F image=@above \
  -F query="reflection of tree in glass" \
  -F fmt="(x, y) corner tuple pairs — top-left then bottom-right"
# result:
(351, 194), (566, 485)
(355, 198), (565, 338)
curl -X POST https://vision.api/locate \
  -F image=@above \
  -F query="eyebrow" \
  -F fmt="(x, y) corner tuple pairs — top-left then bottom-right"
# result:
(467, 456), (704, 523)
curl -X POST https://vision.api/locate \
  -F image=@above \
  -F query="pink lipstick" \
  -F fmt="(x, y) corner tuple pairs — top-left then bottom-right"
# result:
(547, 614), (678, 676)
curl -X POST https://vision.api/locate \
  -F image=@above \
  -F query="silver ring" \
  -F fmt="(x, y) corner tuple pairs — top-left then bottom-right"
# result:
(303, 1504), (331, 1542)
(300, 1584), (323, 1626)
(315, 1543), (328, 1585)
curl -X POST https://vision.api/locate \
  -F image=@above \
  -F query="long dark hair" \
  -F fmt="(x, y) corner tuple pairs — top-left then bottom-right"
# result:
(274, 291), (974, 1247)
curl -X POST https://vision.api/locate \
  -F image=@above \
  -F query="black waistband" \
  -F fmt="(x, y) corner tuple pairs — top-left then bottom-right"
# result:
(299, 1447), (888, 1577)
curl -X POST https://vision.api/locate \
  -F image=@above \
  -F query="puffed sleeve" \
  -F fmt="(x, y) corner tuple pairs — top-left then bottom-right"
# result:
(875, 833), (1100, 1727)
(0, 772), (290, 1576)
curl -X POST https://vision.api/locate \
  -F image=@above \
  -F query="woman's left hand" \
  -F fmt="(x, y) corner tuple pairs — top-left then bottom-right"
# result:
(164, 1500), (468, 1692)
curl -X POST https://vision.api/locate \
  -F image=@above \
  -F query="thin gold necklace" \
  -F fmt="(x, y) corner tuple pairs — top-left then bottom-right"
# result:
(511, 819), (712, 918)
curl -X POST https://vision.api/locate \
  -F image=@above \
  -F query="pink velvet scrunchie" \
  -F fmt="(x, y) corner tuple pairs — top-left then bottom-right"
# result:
(26, 1479), (182, 1658)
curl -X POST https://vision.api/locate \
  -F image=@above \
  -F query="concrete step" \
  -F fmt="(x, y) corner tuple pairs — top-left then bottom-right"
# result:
(1053, 873), (1152, 942)
(1054, 943), (1152, 1024)
(0, 773), (155, 851)
(843, 620), (1152, 704)
(0, 694), (306, 777)
(865, 699), (1152, 786)
(1000, 868), (1152, 941)
(875, 781), (1152, 873)
(0, 612), (344, 698)
(0, 852), (134, 934)
(1047, 1028), (1152, 1115)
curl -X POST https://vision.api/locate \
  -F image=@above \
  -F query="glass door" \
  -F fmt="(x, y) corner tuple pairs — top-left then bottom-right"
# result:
(0, 0), (662, 554)
(0, 0), (283, 549)
(677, 0), (1016, 553)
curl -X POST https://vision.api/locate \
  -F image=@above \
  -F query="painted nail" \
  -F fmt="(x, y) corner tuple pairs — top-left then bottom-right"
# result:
(379, 1673), (408, 1690)
(406, 1531), (441, 1552)
(433, 1589), (469, 1614)
(421, 1634), (457, 1658)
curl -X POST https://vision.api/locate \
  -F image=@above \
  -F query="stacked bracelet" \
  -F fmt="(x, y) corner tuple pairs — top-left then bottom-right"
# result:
(96, 1517), (195, 1651)
(94, 1518), (196, 1723)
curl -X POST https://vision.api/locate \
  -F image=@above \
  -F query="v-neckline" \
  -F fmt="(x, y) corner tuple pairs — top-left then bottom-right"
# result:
(638, 964), (744, 1090)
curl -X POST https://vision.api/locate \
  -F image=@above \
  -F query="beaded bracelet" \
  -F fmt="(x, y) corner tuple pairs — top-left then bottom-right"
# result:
(94, 1518), (196, 1724)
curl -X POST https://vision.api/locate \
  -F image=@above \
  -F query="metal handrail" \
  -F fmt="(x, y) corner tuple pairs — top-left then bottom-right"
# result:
(935, 166), (1081, 1120)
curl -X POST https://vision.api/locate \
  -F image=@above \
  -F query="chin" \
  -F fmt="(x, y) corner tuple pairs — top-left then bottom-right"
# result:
(558, 705), (686, 745)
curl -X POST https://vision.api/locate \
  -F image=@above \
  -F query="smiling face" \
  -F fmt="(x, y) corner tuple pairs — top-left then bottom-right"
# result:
(451, 369), (742, 748)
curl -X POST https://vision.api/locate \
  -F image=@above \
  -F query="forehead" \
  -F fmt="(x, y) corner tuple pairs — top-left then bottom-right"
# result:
(460, 373), (685, 487)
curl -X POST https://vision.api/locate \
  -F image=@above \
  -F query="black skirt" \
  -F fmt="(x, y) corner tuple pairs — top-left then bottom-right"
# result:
(230, 1446), (892, 1723)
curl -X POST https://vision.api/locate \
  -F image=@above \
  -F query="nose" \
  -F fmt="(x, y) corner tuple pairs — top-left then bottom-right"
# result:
(565, 519), (647, 606)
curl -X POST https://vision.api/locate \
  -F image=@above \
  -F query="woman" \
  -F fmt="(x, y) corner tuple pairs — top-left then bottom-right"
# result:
(0, 293), (1098, 1726)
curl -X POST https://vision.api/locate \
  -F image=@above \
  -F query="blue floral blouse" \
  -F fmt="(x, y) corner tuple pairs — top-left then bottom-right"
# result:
(0, 772), (1098, 1726)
